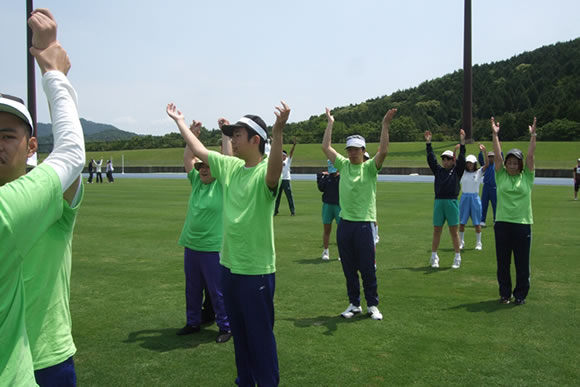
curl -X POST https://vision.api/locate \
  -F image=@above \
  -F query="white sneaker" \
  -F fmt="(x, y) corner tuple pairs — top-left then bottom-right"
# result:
(480, 221), (486, 227)
(367, 306), (383, 320)
(475, 242), (482, 250)
(321, 249), (329, 261)
(340, 304), (362, 318)
(452, 255), (461, 269)
(459, 241), (465, 250)
(337, 257), (341, 261)
(430, 254), (439, 268)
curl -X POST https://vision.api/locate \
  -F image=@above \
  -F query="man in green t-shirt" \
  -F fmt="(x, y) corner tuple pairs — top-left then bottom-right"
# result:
(322, 106), (397, 321)
(0, 8), (86, 386)
(167, 101), (290, 386)
(491, 116), (537, 306)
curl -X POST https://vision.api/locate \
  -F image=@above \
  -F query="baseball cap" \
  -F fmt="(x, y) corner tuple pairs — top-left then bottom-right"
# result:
(220, 115), (268, 140)
(441, 150), (454, 158)
(193, 157), (207, 171)
(0, 93), (34, 136)
(327, 160), (337, 173)
(577, 158), (580, 162)
(505, 148), (523, 161)
(345, 135), (365, 149)
(487, 151), (495, 157)
(363, 151), (371, 160)
(466, 155), (477, 164)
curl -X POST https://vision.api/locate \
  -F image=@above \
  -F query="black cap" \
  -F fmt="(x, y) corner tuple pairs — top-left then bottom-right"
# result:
(505, 148), (523, 162)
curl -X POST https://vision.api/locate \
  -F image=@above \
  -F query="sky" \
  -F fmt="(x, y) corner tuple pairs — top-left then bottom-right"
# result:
(3, 0), (580, 136)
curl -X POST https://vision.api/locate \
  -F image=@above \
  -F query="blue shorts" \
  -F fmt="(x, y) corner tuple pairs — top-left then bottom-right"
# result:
(459, 193), (482, 225)
(433, 199), (459, 227)
(322, 203), (341, 225)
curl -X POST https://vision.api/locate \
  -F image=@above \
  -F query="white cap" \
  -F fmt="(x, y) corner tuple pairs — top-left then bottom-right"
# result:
(363, 151), (370, 160)
(466, 155), (477, 164)
(345, 135), (365, 149)
(441, 150), (454, 158)
(0, 93), (34, 135)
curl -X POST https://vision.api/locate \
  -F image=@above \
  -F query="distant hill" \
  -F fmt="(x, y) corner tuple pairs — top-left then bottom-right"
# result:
(37, 118), (139, 151)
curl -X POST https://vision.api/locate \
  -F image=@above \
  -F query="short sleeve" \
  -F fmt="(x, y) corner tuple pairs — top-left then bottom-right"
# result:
(334, 154), (347, 171)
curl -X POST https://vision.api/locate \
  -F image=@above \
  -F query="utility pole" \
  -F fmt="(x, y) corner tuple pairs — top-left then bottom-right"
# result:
(463, 0), (473, 143)
(27, 0), (38, 165)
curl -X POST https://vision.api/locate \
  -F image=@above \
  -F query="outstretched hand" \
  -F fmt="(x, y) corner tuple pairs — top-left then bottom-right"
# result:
(529, 117), (537, 135)
(382, 108), (397, 127)
(217, 118), (230, 129)
(325, 107), (334, 124)
(424, 130), (432, 142)
(274, 100), (291, 128)
(459, 129), (465, 141)
(479, 143), (487, 152)
(166, 103), (184, 122)
(491, 117), (500, 134)
(28, 8), (57, 50)
(190, 120), (202, 137)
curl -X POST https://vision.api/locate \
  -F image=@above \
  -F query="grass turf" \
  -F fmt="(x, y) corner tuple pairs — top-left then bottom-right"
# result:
(38, 141), (580, 169)
(71, 179), (579, 386)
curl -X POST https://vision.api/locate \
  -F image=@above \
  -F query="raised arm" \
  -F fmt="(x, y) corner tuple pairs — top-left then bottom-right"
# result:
(479, 144), (490, 172)
(289, 137), (297, 159)
(456, 129), (467, 174)
(375, 108), (397, 169)
(218, 118), (233, 156)
(266, 101), (291, 189)
(491, 117), (503, 172)
(526, 117), (537, 171)
(322, 107), (338, 163)
(425, 130), (438, 173)
(167, 103), (209, 164)
(183, 120), (202, 173)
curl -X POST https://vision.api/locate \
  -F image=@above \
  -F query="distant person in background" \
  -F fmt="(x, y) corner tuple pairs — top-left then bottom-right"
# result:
(478, 149), (498, 226)
(458, 146), (489, 251)
(317, 160), (340, 260)
(574, 158), (580, 200)
(94, 159), (103, 183)
(491, 117), (537, 305)
(425, 129), (466, 269)
(87, 159), (94, 183)
(106, 160), (114, 183)
(274, 137), (297, 216)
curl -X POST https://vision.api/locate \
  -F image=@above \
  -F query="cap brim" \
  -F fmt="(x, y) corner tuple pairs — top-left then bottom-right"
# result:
(0, 104), (34, 135)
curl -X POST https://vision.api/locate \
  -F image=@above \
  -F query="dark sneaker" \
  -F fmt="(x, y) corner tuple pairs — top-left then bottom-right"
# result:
(176, 324), (200, 336)
(216, 330), (232, 343)
(514, 298), (526, 306)
(499, 297), (511, 304)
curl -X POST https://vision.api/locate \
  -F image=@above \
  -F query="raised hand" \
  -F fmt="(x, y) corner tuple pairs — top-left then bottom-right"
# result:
(529, 117), (537, 135)
(28, 9), (58, 50)
(166, 103), (184, 122)
(424, 130), (432, 142)
(274, 100), (291, 128)
(382, 108), (397, 127)
(325, 107), (334, 124)
(30, 42), (70, 75)
(217, 118), (230, 129)
(491, 117), (500, 135)
(190, 120), (202, 137)
(459, 129), (466, 141)
(292, 137), (297, 145)
(479, 143), (487, 152)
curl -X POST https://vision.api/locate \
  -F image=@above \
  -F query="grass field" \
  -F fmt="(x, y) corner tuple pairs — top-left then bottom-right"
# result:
(40, 141), (580, 169)
(71, 179), (579, 386)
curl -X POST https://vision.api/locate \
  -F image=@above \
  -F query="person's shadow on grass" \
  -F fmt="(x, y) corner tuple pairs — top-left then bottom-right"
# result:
(284, 314), (368, 336)
(123, 328), (215, 352)
(295, 256), (337, 265)
(390, 266), (451, 275)
(447, 299), (513, 313)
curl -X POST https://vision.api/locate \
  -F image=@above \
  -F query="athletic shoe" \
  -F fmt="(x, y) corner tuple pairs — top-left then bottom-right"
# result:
(337, 257), (341, 261)
(480, 221), (486, 227)
(475, 242), (483, 250)
(499, 297), (511, 304)
(321, 249), (330, 261)
(340, 304), (362, 318)
(375, 235), (380, 244)
(430, 254), (439, 268)
(514, 298), (526, 306)
(367, 306), (383, 320)
(459, 241), (465, 250)
(216, 330), (232, 343)
(176, 324), (200, 336)
(452, 256), (461, 269)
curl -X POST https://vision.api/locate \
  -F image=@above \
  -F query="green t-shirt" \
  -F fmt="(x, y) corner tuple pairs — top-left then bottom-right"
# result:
(0, 163), (63, 386)
(23, 183), (84, 370)
(208, 152), (278, 275)
(333, 154), (379, 222)
(496, 166), (534, 224)
(178, 169), (223, 252)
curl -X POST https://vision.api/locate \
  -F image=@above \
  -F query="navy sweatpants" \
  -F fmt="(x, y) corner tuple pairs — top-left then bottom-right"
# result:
(35, 356), (76, 387)
(221, 266), (279, 387)
(274, 179), (295, 215)
(481, 185), (497, 223)
(336, 219), (379, 307)
(494, 222), (532, 300)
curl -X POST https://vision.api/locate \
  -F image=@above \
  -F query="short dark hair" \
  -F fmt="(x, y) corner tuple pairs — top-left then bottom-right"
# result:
(245, 129), (266, 154)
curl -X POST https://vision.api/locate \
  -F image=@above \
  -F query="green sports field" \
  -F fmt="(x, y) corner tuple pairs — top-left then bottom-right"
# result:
(74, 141), (580, 169)
(71, 179), (579, 386)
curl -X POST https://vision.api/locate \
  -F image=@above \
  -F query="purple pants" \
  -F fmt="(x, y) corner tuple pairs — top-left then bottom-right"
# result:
(184, 248), (229, 331)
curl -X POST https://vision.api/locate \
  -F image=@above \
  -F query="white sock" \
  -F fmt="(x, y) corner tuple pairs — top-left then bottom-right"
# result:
(431, 252), (438, 258)
(476, 232), (482, 244)
(459, 232), (464, 242)
(455, 252), (461, 259)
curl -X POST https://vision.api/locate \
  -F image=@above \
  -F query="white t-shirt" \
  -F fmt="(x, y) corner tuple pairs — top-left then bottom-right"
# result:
(460, 169), (484, 194)
(281, 157), (292, 180)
